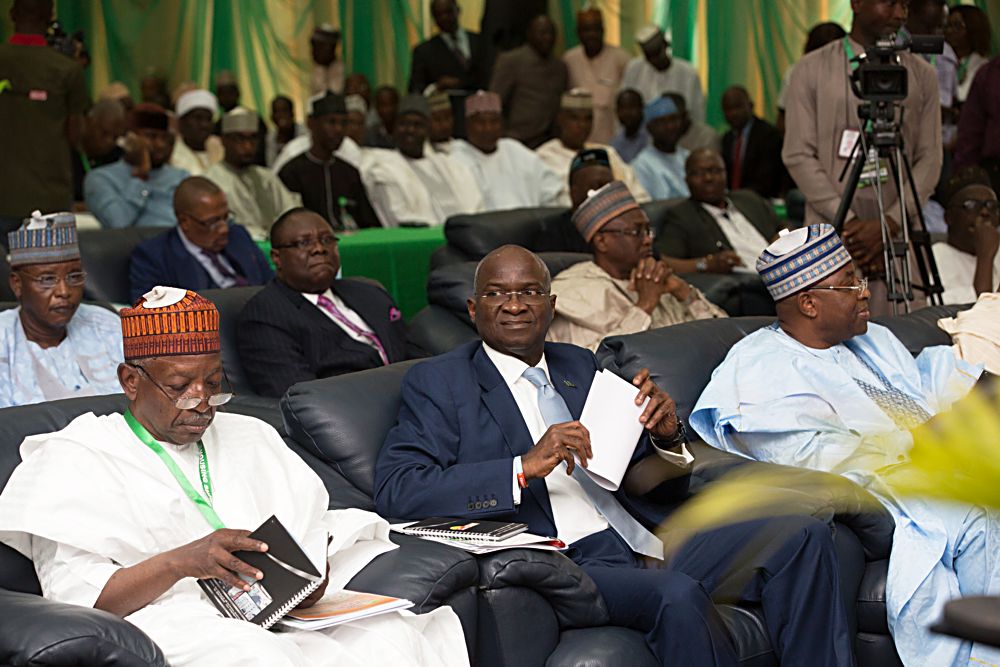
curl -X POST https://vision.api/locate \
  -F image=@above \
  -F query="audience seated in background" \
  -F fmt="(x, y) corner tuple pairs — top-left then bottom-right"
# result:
(621, 25), (704, 123)
(562, 7), (630, 145)
(0, 212), (121, 408)
(213, 70), (266, 166)
(364, 85), (399, 149)
(265, 95), (305, 168)
(72, 99), (124, 204)
(549, 181), (724, 351)
(97, 80), (134, 111)
(775, 22), (846, 133)
(0, 285), (467, 666)
(0, 0), (88, 233)
(657, 149), (784, 275)
(656, 150), (782, 273)
(672, 92), (720, 154)
(310, 23), (344, 95)
(270, 93), (363, 173)
(375, 243), (853, 667)
(490, 15), (568, 148)
(931, 166), (1000, 304)
(946, 5), (992, 105)
(205, 107), (301, 240)
(138, 71), (170, 109)
(541, 148), (610, 255)
(360, 94), (482, 227)
(691, 224), (995, 667)
(535, 89), (649, 207)
(450, 91), (563, 211)
(408, 0), (490, 95)
(238, 209), (418, 398)
(129, 176), (273, 302)
(85, 103), (188, 228)
(720, 85), (786, 198)
(278, 93), (380, 231)
(630, 95), (690, 200)
(169, 89), (223, 177)
(426, 91), (456, 154)
(901, 0), (957, 121)
(609, 88), (648, 164)
(955, 53), (1000, 193)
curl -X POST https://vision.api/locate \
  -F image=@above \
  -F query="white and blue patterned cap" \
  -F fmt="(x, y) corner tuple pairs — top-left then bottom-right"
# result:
(755, 224), (852, 301)
(7, 211), (80, 268)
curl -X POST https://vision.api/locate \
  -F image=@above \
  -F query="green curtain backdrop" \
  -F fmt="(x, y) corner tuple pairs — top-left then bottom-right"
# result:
(1, 0), (997, 127)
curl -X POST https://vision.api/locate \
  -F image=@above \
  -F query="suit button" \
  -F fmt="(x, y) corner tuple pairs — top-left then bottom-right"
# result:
(467, 503), (474, 510)
(475, 502), (482, 509)
(490, 499), (498, 507)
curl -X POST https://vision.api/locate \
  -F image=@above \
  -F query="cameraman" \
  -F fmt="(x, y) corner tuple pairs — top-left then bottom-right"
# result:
(782, 0), (941, 315)
(0, 0), (88, 235)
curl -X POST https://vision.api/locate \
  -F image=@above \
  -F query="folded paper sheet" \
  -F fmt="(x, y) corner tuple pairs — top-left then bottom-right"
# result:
(578, 370), (647, 490)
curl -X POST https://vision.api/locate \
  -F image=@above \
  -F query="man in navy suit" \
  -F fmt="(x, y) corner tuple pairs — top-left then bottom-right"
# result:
(128, 176), (273, 302)
(237, 208), (418, 398)
(375, 244), (853, 665)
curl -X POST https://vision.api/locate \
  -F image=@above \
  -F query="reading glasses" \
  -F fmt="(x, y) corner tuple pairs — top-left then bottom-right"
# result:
(477, 289), (550, 305)
(21, 271), (88, 289)
(129, 363), (234, 410)
(272, 234), (339, 251)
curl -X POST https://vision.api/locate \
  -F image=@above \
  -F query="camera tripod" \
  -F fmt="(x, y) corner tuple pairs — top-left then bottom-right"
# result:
(831, 100), (944, 314)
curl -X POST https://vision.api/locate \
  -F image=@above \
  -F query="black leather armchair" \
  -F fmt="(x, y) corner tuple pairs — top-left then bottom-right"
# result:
(198, 286), (264, 396)
(78, 228), (164, 304)
(595, 305), (970, 666)
(0, 393), (479, 665)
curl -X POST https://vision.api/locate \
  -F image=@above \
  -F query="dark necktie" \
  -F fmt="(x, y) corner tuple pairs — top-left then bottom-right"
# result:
(851, 353), (932, 430)
(200, 249), (248, 287)
(521, 367), (664, 559)
(730, 133), (744, 190)
(316, 294), (390, 365)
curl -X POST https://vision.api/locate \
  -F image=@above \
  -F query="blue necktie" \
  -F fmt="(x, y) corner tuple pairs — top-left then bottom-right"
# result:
(521, 367), (664, 559)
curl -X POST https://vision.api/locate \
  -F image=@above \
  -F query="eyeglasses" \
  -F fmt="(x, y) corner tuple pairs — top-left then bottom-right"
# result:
(130, 363), (234, 410)
(956, 199), (1000, 215)
(597, 226), (654, 239)
(476, 289), (550, 305)
(687, 167), (726, 178)
(809, 276), (869, 295)
(185, 212), (234, 231)
(272, 233), (339, 251)
(21, 271), (87, 289)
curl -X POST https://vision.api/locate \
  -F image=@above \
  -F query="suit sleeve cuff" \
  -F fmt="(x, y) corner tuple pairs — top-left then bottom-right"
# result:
(512, 457), (523, 506)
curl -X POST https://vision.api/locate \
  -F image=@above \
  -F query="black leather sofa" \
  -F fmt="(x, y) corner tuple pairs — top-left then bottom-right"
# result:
(0, 393), (480, 666)
(78, 228), (165, 304)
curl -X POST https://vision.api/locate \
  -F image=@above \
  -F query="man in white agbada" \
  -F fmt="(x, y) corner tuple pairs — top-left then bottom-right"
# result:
(689, 224), (998, 667)
(360, 94), (482, 226)
(169, 89), (224, 177)
(450, 91), (563, 211)
(535, 88), (649, 207)
(620, 25), (705, 124)
(0, 286), (467, 667)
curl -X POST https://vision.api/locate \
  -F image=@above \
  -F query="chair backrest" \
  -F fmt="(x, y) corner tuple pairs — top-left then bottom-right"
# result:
(640, 198), (686, 239)
(444, 207), (586, 261)
(281, 360), (420, 507)
(78, 227), (167, 304)
(198, 286), (264, 395)
(408, 304), (480, 356)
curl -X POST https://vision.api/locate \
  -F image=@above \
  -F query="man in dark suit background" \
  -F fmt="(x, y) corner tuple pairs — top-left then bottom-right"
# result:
(656, 149), (785, 275)
(374, 244), (852, 666)
(128, 176), (272, 302)
(237, 208), (416, 398)
(720, 86), (786, 199)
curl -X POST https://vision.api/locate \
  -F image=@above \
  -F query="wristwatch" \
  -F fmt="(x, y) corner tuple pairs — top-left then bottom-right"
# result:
(695, 257), (708, 272)
(651, 420), (688, 450)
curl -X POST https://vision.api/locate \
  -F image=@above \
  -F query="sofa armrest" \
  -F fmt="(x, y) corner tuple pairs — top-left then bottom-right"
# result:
(474, 548), (609, 667)
(0, 589), (165, 667)
(346, 533), (479, 612)
(690, 444), (894, 561)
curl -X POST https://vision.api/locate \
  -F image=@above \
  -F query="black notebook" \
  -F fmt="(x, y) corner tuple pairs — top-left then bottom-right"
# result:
(198, 515), (324, 629)
(402, 517), (528, 542)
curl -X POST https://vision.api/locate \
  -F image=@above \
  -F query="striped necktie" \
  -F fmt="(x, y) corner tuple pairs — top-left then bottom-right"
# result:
(315, 294), (389, 365)
(521, 367), (664, 559)
(200, 249), (248, 287)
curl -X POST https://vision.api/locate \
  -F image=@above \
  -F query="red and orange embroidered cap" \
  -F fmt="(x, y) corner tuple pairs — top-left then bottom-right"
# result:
(120, 287), (221, 360)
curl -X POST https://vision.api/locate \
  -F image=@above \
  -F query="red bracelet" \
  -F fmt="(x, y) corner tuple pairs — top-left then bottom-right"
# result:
(517, 471), (527, 489)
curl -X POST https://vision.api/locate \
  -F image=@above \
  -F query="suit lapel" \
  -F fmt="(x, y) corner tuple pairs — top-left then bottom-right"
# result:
(167, 229), (212, 290)
(472, 345), (555, 525)
(693, 202), (731, 251)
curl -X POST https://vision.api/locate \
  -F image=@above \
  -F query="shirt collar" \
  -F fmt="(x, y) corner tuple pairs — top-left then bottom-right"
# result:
(701, 198), (732, 215)
(482, 342), (550, 389)
(176, 225), (207, 257)
(9, 34), (48, 47)
(300, 288), (335, 305)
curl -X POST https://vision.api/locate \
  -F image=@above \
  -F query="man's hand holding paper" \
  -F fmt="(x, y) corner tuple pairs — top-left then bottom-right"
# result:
(522, 421), (593, 480)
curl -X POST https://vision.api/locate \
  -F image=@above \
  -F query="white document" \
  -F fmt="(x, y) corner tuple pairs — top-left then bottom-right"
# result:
(578, 369), (647, 491)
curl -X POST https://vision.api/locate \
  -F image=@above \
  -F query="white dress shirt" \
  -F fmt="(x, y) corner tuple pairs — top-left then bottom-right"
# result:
(301, 289), (381, 354)
(701, 200), (769, 270)
(482, 343), (694, 546)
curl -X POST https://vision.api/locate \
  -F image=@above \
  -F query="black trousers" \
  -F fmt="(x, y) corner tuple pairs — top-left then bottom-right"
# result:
(569, 516), (853, 666)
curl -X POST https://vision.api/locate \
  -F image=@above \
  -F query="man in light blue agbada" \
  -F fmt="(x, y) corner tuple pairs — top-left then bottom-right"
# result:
(630, 94), (690, 200)
(690, 224), (997, 667)
(0, 212), (122, 407)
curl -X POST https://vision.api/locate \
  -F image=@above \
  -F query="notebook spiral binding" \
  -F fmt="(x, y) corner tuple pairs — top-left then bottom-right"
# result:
(260, 578), (323, 630)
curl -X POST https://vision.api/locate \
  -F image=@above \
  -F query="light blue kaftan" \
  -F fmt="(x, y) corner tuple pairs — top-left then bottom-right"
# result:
(0, 304), (123, 408)
(690, 322), (997, 667)
(630, 145), (690, 200)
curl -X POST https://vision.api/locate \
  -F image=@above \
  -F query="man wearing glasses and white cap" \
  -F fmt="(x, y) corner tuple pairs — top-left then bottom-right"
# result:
(0, 285), (468, 666)
(0, 211), (122, 407)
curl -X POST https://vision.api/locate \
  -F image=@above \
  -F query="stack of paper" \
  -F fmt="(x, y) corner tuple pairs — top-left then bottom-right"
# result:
(577, 369), (647, 491)
(278, 590), (413, 630)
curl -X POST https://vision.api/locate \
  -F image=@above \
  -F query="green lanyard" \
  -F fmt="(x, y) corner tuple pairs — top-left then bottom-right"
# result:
(844, 37), (860, 72)
(124, 409), (224, 531)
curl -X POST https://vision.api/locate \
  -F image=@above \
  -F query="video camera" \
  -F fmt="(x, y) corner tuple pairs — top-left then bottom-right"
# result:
(851, 34), (944, 103)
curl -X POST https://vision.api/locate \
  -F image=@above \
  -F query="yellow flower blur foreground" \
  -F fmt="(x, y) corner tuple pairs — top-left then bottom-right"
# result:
(889, 389), (1000, 510)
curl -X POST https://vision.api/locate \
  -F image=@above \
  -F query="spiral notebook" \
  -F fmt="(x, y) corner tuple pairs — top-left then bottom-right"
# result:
(401, 517), (528, 542)
(198, 515), (324, 630)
